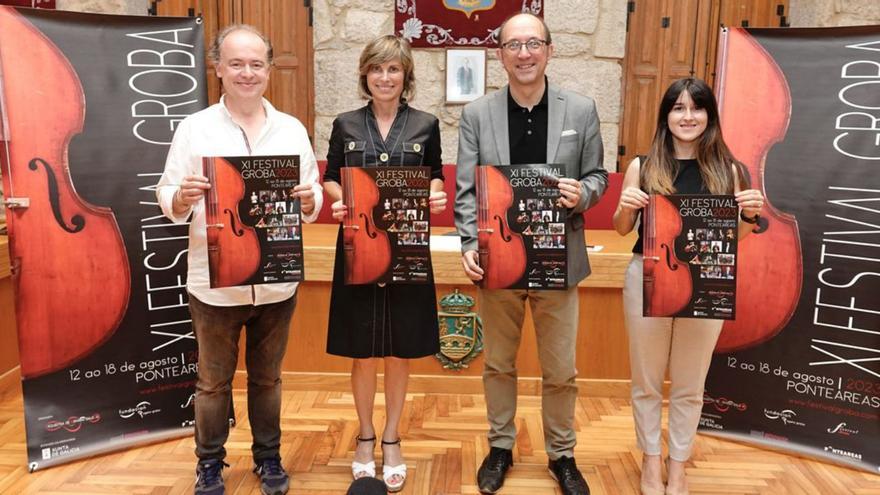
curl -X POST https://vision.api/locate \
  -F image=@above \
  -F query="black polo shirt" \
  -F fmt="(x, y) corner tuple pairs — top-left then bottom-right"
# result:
(507, 84), (548, 164)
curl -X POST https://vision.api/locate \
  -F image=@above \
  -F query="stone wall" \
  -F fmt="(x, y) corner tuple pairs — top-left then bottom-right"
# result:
(790, 0), (880, 27)
(28, 0), (880, 175)
(313, 0), (626, 171)
(56, 0), (146, 15)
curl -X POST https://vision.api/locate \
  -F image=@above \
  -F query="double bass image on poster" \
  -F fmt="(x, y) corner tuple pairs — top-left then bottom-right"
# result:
(700, 26), (880, 474)
(476, 164), (567, 290)
(203, 155), (304, 288)
(341, 166), (431, 285)
(643, 194), (738, 319)
(0, 6), (207, 471)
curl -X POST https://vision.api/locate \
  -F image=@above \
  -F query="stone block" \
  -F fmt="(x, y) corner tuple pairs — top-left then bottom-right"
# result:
(343, 10), (393, 43)
(600, 122), (619, 172)
(547, 59), (622, 122)
(545, 0), (599, 35)
(551, 33), (592, 57)
(839, 0), (880, 20)
(833, 13), (880, 27)
(594, 0), (626, 59)
(314, 47), (364, 116)
(313, 0), (336, 46)
(331, 0), (393, 10)
(314, 115), (337, 160)
(58, 0), (143, 14)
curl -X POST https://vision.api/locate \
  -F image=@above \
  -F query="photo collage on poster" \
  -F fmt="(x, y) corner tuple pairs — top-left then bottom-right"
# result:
(248, 185), (302, 282)
(684, 226), (737, 280)
(377, 171), (431, 283)
(250, 188), (301, 244)
(515, 196), (567, 287)
(515, 197), (566, 250)
(382, 195), (430, 247)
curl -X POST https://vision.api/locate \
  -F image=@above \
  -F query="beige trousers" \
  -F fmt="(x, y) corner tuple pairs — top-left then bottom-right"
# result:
(622, 255), (722, 461)
(478, 287), (580, 460)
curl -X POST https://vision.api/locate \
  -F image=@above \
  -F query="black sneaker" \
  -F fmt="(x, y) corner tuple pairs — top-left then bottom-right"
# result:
(477, 446), (513, 494)
(194, 459), (227, 495)
(548, 456), (590, 495)
(253, 457), (290, 495)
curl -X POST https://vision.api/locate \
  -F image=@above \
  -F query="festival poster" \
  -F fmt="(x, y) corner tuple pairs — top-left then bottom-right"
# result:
(341, 166), (431, 285)
(700, 26), (880, 474)
(203, 155), (303, 288)
(476, 164), (567, 290)
(395, 0), (543, 47)
(0, 7), (207, 470)
(642, 194), (738, 320)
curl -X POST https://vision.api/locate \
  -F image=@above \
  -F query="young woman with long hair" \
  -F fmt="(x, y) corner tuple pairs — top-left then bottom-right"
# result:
(612, 78), (764, 495)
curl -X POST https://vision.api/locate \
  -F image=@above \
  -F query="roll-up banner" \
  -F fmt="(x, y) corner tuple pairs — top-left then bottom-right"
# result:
(702, 26), (880, 474)
(0, 7), (207, 470)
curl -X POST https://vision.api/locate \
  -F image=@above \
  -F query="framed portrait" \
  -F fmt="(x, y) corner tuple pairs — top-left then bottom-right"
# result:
(445, 49), (486, 104)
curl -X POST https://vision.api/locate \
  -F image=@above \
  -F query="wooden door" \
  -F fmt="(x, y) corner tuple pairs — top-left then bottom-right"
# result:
(152, 0), (314, 138)
(236, 0), (314, 139)
(618, 0), (789, 172)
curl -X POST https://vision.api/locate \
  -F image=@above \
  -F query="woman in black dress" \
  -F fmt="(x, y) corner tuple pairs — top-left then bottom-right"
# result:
(322, 35), (446, 492)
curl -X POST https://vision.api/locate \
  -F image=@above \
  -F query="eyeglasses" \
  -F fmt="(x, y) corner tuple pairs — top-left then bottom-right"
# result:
(501, 38), (548, 53)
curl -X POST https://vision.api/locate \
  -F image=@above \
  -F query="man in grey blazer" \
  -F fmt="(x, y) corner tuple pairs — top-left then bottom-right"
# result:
(454, 13), (607, 495)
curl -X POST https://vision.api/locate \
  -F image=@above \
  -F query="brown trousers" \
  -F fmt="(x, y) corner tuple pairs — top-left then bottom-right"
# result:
(478, 287), (580, 460)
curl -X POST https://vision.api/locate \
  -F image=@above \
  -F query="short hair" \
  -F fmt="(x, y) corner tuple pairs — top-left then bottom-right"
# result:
(208, 24), (273, 65)
(358, 35), (415, 101)
(497, 12), (552, 45)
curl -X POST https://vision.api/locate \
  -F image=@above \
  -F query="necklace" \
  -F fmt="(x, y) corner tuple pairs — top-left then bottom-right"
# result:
(365, 103), (408, 167)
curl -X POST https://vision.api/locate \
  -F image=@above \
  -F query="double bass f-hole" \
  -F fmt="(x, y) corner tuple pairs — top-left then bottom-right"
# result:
(359, 212), (378, 238)
(223, 208), (244, 236)
(493, 214), (512, 242)
(29, 157), (85, 233)
(661, 242), (679, 270)
(754, 216), (769, 234)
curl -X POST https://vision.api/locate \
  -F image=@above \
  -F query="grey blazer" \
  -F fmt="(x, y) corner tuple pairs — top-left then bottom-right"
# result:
(454, 83), (608, 287)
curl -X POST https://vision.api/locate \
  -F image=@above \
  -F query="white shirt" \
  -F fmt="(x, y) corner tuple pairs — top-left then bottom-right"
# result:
(157, 96), (323, 306)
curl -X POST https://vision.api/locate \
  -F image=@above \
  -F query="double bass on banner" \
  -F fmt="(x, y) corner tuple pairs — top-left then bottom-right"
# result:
(0, 6), (130, 378)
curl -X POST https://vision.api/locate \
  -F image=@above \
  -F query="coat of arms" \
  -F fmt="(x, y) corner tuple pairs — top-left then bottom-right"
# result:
(443, 0), (495, 19)
(435, 289), (483, 370)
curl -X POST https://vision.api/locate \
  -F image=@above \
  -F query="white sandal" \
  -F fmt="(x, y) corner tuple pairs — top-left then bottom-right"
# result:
(351, 436), (376, 480)
(382, 438), (407, 492)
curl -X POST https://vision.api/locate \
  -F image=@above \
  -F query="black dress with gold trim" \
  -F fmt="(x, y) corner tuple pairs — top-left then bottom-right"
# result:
(324, 103), (443, 358)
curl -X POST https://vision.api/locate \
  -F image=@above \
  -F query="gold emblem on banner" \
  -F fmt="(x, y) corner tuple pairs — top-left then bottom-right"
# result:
(435, 289), (483, 370)
(443, 0), (496, 19)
